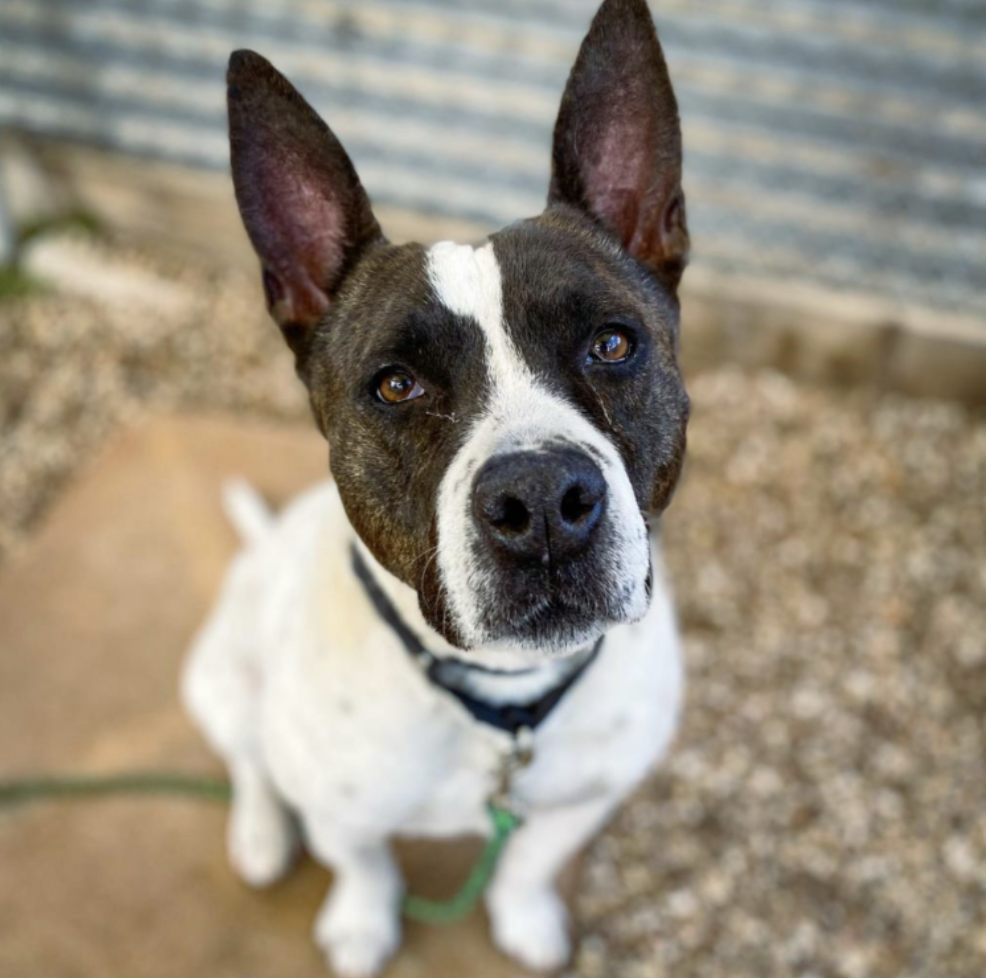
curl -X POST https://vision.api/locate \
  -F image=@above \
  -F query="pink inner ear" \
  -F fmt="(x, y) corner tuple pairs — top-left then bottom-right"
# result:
(587, 122), (654, 248)
(252, 161), (343, 328)
(582, 114), (687, 275)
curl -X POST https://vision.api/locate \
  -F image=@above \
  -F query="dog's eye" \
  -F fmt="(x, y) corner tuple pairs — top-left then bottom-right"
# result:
(588, 328), (633, 364)
(376, 370), (425, 404)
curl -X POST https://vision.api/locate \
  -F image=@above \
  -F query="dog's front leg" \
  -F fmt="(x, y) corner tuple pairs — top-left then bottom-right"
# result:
(227, 758), (299, 887)
(486, 796), (615, 972)
(304, 815), (403, 978)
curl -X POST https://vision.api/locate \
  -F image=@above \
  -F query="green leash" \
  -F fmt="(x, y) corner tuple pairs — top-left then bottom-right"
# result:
(0, 771), (519, 924)
(0, 772), (233, 805)
(402, 804), (519, 924)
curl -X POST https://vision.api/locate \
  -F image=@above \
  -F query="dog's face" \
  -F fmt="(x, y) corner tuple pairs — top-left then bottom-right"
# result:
(227, 0), (690, 656)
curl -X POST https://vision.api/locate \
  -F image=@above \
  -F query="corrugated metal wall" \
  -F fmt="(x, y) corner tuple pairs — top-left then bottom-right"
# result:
(1, 0), (984, 324)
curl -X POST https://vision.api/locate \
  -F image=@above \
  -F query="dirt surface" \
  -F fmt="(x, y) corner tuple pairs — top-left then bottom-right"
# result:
(1, 236), (984, 977)
(0, 416), (549, 978)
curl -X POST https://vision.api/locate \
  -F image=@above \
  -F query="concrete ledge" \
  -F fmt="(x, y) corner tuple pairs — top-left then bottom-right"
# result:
(681, 269), (986, 403)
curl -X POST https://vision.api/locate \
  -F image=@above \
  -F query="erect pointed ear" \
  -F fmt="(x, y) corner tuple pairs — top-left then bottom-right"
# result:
(227, 50), (384, 357)
(549, 0), (689, 289)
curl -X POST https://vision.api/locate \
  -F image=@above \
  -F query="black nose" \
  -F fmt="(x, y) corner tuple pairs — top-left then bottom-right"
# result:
(473, 449), (607, 565)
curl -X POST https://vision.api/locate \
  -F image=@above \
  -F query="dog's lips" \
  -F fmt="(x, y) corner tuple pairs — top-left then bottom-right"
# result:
(483, 590), (612, 650)
(509, 594), (582, 629)
(465, 550), (651, 653)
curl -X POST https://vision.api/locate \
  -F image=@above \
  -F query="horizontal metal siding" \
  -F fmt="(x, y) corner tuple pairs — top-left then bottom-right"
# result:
(1, 0), (984, 322)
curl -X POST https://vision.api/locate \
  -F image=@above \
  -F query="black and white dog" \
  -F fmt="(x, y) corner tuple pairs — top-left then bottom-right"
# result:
(183, 0), (690, 973)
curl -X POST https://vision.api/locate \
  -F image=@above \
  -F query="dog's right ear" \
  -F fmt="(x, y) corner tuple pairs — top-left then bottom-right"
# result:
(227, 50), (384, 358)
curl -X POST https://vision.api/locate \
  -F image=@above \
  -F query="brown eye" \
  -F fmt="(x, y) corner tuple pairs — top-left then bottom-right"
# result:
(589, 328), (633, 364)
(377, 370), (425, 404)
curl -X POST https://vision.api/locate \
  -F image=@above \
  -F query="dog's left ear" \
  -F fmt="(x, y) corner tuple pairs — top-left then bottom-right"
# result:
(549, 0), (689, 289)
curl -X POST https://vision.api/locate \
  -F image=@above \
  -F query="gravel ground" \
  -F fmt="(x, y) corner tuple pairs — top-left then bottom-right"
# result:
(577, 372), (986, 978)
(0, 236), (307, 559)
(2, 236), (985, 977)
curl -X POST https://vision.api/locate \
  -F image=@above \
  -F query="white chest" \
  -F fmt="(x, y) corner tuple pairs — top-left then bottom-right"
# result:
(259, 606), (681, 842)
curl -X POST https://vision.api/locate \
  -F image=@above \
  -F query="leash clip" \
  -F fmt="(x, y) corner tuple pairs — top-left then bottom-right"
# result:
(491, 725), (534, 816)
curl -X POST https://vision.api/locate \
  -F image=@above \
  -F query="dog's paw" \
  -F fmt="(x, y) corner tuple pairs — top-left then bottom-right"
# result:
(313, 887), (401, 978)
(227, 796), (297, 888)
(488, 886), (571, 973)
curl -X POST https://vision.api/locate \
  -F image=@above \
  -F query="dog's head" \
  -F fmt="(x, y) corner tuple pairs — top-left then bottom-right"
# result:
(227, 0), (690, 657)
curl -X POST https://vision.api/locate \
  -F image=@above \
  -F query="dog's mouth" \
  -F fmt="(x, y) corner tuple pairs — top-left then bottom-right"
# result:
(493, 599), (603, 653)
(474, 565), (646, 654)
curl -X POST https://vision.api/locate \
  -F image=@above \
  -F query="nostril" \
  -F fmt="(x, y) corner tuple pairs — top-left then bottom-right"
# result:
(491, 496), (531, 536)
(560, 484), (600, 525)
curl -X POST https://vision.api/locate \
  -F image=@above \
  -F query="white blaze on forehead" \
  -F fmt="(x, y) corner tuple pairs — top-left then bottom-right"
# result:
(426, 241), (500, 326)
(425, 239), (651, 656)
(426, 240), (532, 393)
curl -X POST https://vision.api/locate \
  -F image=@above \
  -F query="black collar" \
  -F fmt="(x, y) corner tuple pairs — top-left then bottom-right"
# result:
(350, 545), (603, 737)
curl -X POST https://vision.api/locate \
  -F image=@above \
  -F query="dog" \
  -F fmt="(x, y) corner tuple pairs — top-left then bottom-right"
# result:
(183, 0), (690, 973)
